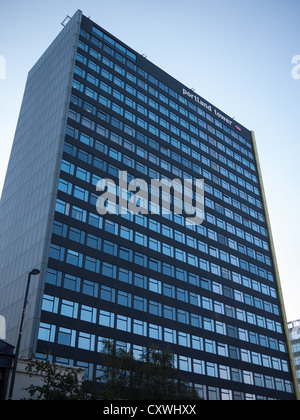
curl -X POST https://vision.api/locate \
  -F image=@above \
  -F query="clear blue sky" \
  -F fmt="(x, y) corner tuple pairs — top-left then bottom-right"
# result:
(0, 0), (299, 321)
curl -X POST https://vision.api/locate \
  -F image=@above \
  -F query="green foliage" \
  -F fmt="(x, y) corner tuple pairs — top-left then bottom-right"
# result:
(97, 340), (201, 400)
(24, 357), (90, 400)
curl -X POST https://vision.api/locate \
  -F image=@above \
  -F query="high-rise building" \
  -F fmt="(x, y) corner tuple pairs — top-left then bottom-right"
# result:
(288, 320), (300, 393)
(0, 10), (298, 400)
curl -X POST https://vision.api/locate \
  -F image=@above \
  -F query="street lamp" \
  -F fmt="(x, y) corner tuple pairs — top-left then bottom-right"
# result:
(7, 268), (40, 400)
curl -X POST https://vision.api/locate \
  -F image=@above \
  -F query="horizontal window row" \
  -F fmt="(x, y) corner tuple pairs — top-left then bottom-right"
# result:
(53, 214), (275, 306)
(90, 26), (136, 61)
(48, 240), (283, 341)
(71, 84), (257, 200)
(65, 132), (265, 244)
(49, 221), (280, 323)
(72, 74), (256, 185)
(71, 70), (255, 180)
(64, 127), (268, 245)
(65, 123), (266, 242)
(68, 108), (258, 223)
(64, 120), (267, 234)
(67, 100), (263, 212)
(34, 351), (287, 401)
(95, 341), (292, 397)
(55, 197), (276, 296)
(68, 96), (262, 211)
(77, 33), (252, 152)
(57, 176), (271, 279)
(47, 254), (279, 325)
(56, 177), (270, 266)
(37, 321), (293, 395)
(41, 293), (288, 374)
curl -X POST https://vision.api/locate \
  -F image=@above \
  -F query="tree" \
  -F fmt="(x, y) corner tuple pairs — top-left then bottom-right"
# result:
(23, 343), (201, 400)
(98, 340), (201, 400)
(24, 357), (90, 400)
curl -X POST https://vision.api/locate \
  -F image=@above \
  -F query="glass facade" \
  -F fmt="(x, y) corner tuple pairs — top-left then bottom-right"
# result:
(8, 13), (295, 399)
(289, 320), (300, 392)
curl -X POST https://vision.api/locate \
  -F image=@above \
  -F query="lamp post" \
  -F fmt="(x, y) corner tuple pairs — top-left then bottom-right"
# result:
(7, 269), (40, 400)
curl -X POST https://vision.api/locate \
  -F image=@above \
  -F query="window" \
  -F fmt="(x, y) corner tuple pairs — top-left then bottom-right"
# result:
(133, 319), (147, 336)
(46, 269), (62, 287)
(200, 259), (209, 272)
(116, 315), (131, 332)
(85, 256), (100, 273)
(57, 327), (76, 347)
(190, 313), (202, 328)
(178, 332), (190, 348)
(193, 359), (205, 375)
(133, 295), (147, 312)
(102, 262), (116, 278)
(265, 376), (274, 390)
(164, 305), (175, 320)
(101, 286), (115, 302)
(78, 332), (95, 351)
(120, 226), (132, 241)
(61, 300), (78, 318)
(81, 305), (97, 323)
(133, 273), (147, 289)
(175, 248), (186, 262)
(205, 339), (216, 354)
(55, 199), (69, 216)
(162, 243), (174, 257)
(71, 206), (86, 222)
(149, 237), (161, 252)
(117, 291), (131, 307)
(63, 274), (80, 292)
(179, 356), (192, 372)
(227, 325), (238, 339)
(86, 234), (101, 250)
(119, 246), (132, 261)
(217, 343), (228, 358)
(149, 300), (161, 316)
(178, 309), (189, 324)
(149, 278), (161, 294)
(219, 365), (231, 381)
(99, 310), (114, 328)
(231, 368), (242, 383)
(38, 323), (56, 343)
(149, 324), (162, 340)
(192, 336), (203, 351)
(202, 297), (212, 311)
(49, 244), (64, 261)
(69, 227), (84, 244)
(164, 328), (176, 344)
(66, 249), (83, 267)
(103, 240), (116, 256)
(118, 268), (131, 284)
(134, 252), (147, 267)
(207, 362), (218, 378)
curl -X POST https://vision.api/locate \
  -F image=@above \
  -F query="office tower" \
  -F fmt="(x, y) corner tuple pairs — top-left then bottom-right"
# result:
(0, 10), (298, 400)
(288, 320), (300, 393)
